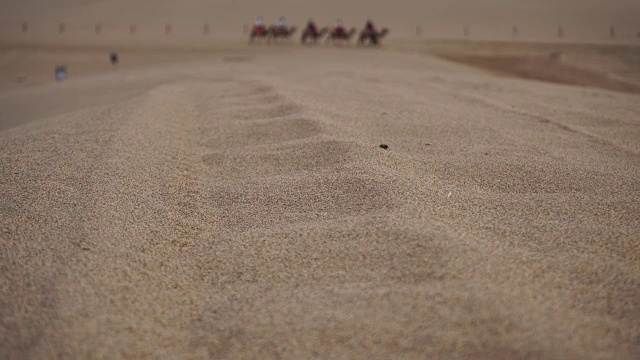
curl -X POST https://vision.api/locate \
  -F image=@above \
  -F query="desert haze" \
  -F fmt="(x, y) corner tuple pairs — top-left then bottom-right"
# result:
(1, 0), (639, 359)
(1, 0), (640, 40)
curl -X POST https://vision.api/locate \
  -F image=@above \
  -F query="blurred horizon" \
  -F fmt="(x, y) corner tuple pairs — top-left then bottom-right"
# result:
(1, 0), (639, 42)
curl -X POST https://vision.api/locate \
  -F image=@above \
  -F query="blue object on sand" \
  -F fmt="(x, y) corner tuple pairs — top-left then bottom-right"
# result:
(55, 65), (67, 81)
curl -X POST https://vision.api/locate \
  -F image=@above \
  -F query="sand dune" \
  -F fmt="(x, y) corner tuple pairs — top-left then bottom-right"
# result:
(1, 44), (639, 358)
(1, 1), (640, 357)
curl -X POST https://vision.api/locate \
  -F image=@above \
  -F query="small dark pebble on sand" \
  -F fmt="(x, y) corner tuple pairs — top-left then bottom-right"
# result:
(379, 144), (389, 150)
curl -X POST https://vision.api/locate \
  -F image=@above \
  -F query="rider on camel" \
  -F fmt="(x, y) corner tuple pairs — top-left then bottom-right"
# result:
(333, 19), (347, 37)
(254, 16), (266, 33)
(305, 20), (319, 36)
(275, 16), (288, 34)
(363, 19), (376, 36)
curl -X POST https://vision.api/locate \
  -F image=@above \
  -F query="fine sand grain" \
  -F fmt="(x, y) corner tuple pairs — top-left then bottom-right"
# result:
(1, 43), (639, 359)
(1, 3), (640, 357)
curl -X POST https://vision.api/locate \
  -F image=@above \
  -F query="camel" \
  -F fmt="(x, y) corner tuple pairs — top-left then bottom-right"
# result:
(326, 28), (357, 45)
(358, 28), (389, 46)
(249, 25), (297, 44)
(301, 27), (328, 45)
(268, 26), (297, 43)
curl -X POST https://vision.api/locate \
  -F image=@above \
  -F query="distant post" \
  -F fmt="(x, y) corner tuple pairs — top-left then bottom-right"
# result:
(21, 21), (28, 33)
(130, 24), (137, 35)
(558, 26), (564, 39)
(512, 26), (519, 38)
(95, 23), (102, 35)
(609, 26), (616, 39)
(463, 25), (470, 38)
(59, 22), (66, 34)
(203, 23), (210, 35)
(165, 23), (172, 35)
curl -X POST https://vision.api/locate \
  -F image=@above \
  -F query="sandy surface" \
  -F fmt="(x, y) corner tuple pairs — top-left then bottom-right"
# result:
(1, 2), (640, 359)
(418, 40), (640, 94)
(1, 42), (639, 359)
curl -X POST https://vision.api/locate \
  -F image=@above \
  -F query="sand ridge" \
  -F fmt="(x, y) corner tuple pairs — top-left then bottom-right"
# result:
(1, 39), (640, 359)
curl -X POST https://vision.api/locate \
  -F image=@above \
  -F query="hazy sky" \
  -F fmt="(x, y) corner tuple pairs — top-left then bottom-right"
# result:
(1, 0), (639, 39)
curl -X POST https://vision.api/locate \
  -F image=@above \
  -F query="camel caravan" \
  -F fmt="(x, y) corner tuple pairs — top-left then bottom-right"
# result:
(249, 17), (389, 46)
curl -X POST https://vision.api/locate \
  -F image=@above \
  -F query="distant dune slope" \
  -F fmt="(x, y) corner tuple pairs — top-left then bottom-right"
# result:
(424, 40), (640, 93)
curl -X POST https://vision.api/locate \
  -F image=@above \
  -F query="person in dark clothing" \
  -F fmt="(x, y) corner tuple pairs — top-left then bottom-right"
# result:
(364, 20), (376, 35)
(333, 19), (346, 37)
(359, 19), (388, 45)
(305, 20), (318, 36)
